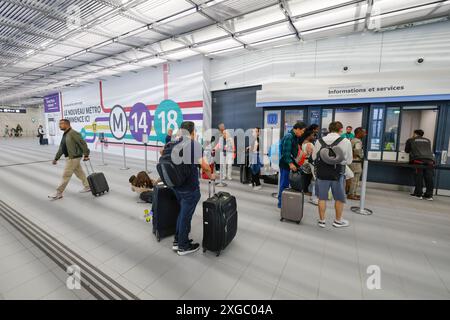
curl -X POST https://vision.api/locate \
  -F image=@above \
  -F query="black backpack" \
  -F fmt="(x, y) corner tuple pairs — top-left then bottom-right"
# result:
(156, 140), (193, 188)
(315, 137), (345, 181)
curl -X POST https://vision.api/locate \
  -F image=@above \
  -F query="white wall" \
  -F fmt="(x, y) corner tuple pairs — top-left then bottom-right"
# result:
(0, 106), (45, 137)
(210, 21), (450, 91)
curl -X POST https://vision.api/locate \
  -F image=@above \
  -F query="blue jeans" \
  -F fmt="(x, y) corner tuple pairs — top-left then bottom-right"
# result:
(173, 188), (201, 250)
(277, 168), (291, 208)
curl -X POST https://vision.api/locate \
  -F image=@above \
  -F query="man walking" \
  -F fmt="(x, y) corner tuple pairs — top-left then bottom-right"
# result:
(277, 121), (307, 208)
(348, 127), (366, 200)
(405, 129), (435, 201)
(48, 119), (91, 200)
(312, 121), (353, 228)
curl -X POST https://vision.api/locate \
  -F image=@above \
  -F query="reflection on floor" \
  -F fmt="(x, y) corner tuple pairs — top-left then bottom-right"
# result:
(0, 138), (449, 300)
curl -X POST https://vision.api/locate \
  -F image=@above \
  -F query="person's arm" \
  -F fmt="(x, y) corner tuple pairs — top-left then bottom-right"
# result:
(74, 131), (90, 159)
(405, 138), (411, 153)
(54, 145), (63, 162)
(281, 136), (296, 170)
(353, 141), (363, 160)
(199, 156), (215, 180)
(345, 140), (353, 165)
(312, 140), (320, 161)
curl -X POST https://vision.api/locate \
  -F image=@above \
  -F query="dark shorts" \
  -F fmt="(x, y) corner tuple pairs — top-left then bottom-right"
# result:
(316, 175), (346, 203)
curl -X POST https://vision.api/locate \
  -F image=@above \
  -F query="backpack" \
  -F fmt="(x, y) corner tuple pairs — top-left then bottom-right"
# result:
(315, 137), (345, 181)
(156, 140), (193, 188)
(289, 171), (303, 191)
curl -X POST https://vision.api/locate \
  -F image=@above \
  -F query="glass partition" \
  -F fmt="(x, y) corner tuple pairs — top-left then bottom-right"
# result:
(284, 109), (304, 133)
(383, 107), (400, 151)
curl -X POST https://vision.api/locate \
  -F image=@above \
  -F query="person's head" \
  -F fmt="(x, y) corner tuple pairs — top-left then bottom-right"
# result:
(354, 127), (366, 139)
(304, 130), (316, 143)
(346, 126), (353, 134)
(129, 175), (137, 185)
(414, 129), (424, 138)
(180, 121), (196, 139)
(218, 123), (225, 133)
(135, 171), (153, 188)
(308, 124), (319, 133)
(292, 121), (307, 137)
(167, 128), (173, 136)
(328, 121), (344, 134)
(59, 119), (71, 131)
(253, 127), (260, 137)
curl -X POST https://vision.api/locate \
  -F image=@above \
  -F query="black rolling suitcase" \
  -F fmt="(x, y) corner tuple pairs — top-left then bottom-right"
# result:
(85, 161), (109, 197)
(151, 183), (180, 242)
(202, 181), (238, 256)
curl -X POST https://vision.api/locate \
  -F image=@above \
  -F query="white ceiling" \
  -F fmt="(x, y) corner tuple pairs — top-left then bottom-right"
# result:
(0, 0), (449, 106)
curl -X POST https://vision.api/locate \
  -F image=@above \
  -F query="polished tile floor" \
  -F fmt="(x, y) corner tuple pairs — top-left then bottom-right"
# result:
(0, 138), (449, 300)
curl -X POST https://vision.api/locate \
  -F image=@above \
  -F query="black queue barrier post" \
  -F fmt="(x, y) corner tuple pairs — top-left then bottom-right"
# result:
(142, 134), (151, 173)
(351, 159), (373, 215)
(99, 133), (107, 166)
(120, 141), (129, 170)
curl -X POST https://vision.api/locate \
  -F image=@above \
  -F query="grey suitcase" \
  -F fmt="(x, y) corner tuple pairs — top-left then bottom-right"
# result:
(280, 189), (304, 224)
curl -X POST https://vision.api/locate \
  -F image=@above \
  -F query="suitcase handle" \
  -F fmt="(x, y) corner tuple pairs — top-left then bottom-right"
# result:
(208, 180), (216, 198)
(84, 159), (95, 174)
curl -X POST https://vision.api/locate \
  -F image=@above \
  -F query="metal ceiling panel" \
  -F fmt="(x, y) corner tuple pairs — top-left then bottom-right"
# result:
(155, 11), (211, 35)
(130, 0), (193, 22)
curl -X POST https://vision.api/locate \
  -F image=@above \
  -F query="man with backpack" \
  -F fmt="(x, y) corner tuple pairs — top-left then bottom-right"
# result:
(277, 121), (307, 208)
(312, 121), (353, 228)
(158, 121), (215, 256)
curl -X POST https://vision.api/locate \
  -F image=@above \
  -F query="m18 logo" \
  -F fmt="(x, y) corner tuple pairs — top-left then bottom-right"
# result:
(109, 105), (127, 140)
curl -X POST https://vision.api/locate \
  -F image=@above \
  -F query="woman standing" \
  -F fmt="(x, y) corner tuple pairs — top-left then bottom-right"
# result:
(38, 125), (45, 145)
(217, 130), (235, 181)
(249, 127), (262, 190)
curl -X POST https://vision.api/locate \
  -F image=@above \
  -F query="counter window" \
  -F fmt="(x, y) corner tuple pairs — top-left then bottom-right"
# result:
(369, 107), (383, 150)
(383, 107), (400, 151)
(284, 109), (304, 133)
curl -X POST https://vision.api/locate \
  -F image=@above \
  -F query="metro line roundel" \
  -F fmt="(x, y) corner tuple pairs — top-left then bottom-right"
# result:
(109, 105), (127, 140)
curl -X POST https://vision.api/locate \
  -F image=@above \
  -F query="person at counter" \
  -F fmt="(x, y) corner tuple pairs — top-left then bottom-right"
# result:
(405, 129), (435, 201)
(341, 126), (355, 140)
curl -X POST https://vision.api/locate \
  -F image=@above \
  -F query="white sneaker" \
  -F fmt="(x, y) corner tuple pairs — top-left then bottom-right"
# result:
(309, 198), (319, 206)
(48, 193), (63, 200)
(253, 185), (262, 191)
(333, 219), (350, 228)
(227, 177), (233, 181)
(79, 187), (91, 193)
(318, 220), (326, 228)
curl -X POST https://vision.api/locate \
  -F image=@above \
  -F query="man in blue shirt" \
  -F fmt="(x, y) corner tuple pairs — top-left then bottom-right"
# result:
(171, 121), (215, 256)
(165, 128), (173, 144)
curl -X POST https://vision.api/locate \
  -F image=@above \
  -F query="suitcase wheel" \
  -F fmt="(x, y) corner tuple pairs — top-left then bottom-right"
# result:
(296, 221), (300, 224)
(155, 230), (160, 242)
(280, 218), (284, 222)
(216, 251), (220, 257)
(202, 248), (207, 253)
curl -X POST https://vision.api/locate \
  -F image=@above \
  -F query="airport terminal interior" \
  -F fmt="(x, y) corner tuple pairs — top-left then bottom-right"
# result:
(1, 0), (450, 301)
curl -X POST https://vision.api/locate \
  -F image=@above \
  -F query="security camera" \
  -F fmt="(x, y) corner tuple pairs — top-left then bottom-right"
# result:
(417, 58), (424, 64)
(343, 66), (349, 72)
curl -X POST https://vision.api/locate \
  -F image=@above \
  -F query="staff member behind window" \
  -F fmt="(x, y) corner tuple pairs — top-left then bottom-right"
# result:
(405, 129), (435, 201)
